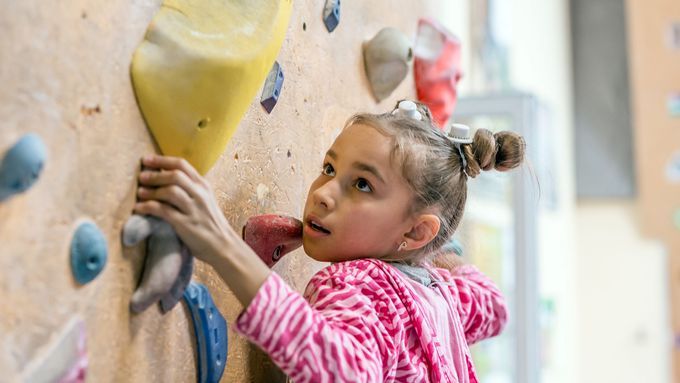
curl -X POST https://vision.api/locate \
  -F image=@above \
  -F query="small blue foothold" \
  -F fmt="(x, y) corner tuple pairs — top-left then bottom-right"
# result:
(184, 282), (228, 383)
(260, 61), (284, 114)
(323, 0), (340, 33)
(441, 237), (464, 257)
(0, 133), (47, 202)
(70, 222), (108, 285)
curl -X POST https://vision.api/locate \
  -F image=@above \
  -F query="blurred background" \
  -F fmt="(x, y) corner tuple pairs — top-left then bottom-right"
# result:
(1, 0), (678, 382)
(439, 1), (679, 383)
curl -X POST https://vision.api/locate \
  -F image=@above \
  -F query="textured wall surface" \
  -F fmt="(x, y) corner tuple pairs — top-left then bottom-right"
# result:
(0, 0), (441, 381)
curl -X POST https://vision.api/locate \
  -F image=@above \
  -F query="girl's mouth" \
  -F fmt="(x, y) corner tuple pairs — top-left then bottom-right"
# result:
(308, 220), (331, 234)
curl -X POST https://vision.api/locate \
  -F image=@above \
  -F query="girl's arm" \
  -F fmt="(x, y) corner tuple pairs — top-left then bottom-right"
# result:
(133, 155), (397, 382)
(439, 264), (508, 345)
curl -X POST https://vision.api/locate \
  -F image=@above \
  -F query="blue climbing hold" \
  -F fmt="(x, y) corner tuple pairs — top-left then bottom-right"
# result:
(441, 237), (464, 257)
(0, 133), (47, 202)
(323, 0), (340, 33)
(70, 222), (108, 285)
(260, 61), (284, 114)
(184, 282), (228, 383)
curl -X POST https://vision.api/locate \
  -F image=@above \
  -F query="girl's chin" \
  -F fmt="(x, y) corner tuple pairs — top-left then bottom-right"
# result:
(302, 242), (340, 263)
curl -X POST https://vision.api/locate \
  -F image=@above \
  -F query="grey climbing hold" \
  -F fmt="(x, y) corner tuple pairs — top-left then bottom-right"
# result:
(122, 214), (163, 246)
(363, 28), (413, 102)
(260, 61), (284, 114)
(0, 133), (47, 202)
(323, 0), (340, 33)
(124, 215), (194, 314)
(70, 222), (108, 285)
(159, 247), (194, 313)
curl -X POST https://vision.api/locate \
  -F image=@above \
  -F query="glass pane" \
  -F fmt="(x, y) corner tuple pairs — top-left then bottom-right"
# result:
(455, 114), (517, 383)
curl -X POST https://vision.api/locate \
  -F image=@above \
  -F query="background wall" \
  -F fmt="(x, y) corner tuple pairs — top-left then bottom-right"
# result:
(0, 1), (446, 381)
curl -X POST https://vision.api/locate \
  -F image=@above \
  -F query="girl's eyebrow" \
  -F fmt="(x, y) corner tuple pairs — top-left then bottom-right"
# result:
(326, 149), (385, 184)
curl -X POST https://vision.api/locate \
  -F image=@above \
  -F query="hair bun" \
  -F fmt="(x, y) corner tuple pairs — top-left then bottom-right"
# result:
(461, 129), (525, 178)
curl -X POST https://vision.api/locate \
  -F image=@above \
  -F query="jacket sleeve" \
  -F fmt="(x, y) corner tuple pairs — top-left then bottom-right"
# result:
(234, 267), (400, 383)
(438, 264), (508, 345)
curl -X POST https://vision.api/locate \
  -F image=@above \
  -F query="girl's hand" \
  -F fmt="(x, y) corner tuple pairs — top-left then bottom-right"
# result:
(133, 154), (271, 307)
(133, 155), (236, 266)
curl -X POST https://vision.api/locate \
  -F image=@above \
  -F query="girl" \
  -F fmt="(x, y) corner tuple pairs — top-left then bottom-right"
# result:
(133, 100), (525, 382)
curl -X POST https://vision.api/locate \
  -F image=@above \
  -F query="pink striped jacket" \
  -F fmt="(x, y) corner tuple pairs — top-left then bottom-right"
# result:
(235, 259), (507, 383)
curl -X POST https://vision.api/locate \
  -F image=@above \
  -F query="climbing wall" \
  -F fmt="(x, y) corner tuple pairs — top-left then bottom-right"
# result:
(0, 1), (443, 381)
(626, 0), (680, 380)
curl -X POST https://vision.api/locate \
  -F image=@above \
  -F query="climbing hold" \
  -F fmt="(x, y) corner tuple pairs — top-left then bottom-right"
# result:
(414, 18), (463, 129)
(260, 61), (285, 114)
(70, 222), (108, 285)
(0, 133), (47, 202)
(124, 215), (193, 314)
(184, 282), (228, 383)
(242, 214), (303, 268)
(122, 214), (163, 247)
(441, 237), (464, 257)
(159, 248), (194, 313)
(131, 0), (293, 175)
(323, 0), (341, 33)
(665, 151), (680, 183)
(363, 28), (413, 102)
(21, 317), (88, 383)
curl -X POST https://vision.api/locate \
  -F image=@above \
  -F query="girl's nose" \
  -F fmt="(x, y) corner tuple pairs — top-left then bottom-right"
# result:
(313, 180), (337, 210)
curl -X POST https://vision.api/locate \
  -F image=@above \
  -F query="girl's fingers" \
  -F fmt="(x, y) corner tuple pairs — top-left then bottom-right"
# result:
(139, 168), (199, 199)
(133, 199), (183, 224)
(141, 155), (204, 184)
(137, 185), (193, 214)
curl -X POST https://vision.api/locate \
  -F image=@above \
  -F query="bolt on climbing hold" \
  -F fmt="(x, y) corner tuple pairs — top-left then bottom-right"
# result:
(363, 28), (413, 102)
(130, 0), (292, 175)
(70, 222), (108, 285)
(441, 237), (464, 257)
(123, 214), (193, 314)
(323, 0), (340, 33)
(414, 18), (463, 129)
(184, 282), (228, 383)
(242, 214), (303, 268)
(260, 61), (285, 114)
(21, 317), (88, 382)
(0, 133), (47, 202)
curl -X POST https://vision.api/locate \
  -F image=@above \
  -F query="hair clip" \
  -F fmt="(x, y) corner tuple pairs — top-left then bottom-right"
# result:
(447, 123), (473, 144)
(391, 100), (422, 121)
(446, 123), (472, 177)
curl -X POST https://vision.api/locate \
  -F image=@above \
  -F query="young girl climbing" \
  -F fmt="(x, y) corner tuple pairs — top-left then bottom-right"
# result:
(133, 100), (525, 383)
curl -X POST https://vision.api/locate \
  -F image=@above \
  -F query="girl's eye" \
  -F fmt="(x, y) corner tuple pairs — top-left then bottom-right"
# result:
(355, 178), (372, 193)
(322, 163), (335, 176)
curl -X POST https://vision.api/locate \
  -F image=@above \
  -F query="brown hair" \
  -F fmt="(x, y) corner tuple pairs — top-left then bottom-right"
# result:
(344, 101), (525, 262)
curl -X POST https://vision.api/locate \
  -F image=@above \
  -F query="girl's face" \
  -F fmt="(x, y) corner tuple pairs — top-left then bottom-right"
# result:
(302, 123), (417, 262)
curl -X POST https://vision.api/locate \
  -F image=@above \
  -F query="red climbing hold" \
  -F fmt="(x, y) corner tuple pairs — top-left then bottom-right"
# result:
(242, 214), (303, 268)
(413, 18), (463, 129)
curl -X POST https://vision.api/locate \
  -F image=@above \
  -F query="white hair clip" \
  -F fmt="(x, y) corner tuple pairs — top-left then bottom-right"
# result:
(447, 123), (473, 144)
(391, 100), (422, 121)
(446, 123), (472, 177)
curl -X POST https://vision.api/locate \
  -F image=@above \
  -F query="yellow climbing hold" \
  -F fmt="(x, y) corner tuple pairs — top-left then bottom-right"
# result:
(131, 0), (292, 174)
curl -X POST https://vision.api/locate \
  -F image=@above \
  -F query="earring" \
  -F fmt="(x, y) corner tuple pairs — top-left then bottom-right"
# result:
(397, 241), (407, 252)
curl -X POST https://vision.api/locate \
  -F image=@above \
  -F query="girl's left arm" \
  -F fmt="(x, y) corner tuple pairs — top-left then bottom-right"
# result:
(440, 265), (509, 345)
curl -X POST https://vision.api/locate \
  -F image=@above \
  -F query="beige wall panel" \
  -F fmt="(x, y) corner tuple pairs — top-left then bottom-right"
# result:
(0, 0), (446, 381)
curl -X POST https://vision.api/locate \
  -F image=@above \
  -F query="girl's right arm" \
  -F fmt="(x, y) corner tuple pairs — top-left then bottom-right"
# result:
(133, 155), (398, 382)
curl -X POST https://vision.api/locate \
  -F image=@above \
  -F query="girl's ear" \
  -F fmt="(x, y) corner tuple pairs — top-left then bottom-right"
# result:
(403, 214), (440, 251)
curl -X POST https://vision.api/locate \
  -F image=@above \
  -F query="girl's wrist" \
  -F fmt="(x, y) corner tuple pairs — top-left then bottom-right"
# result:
(209, 230), (271, 307)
